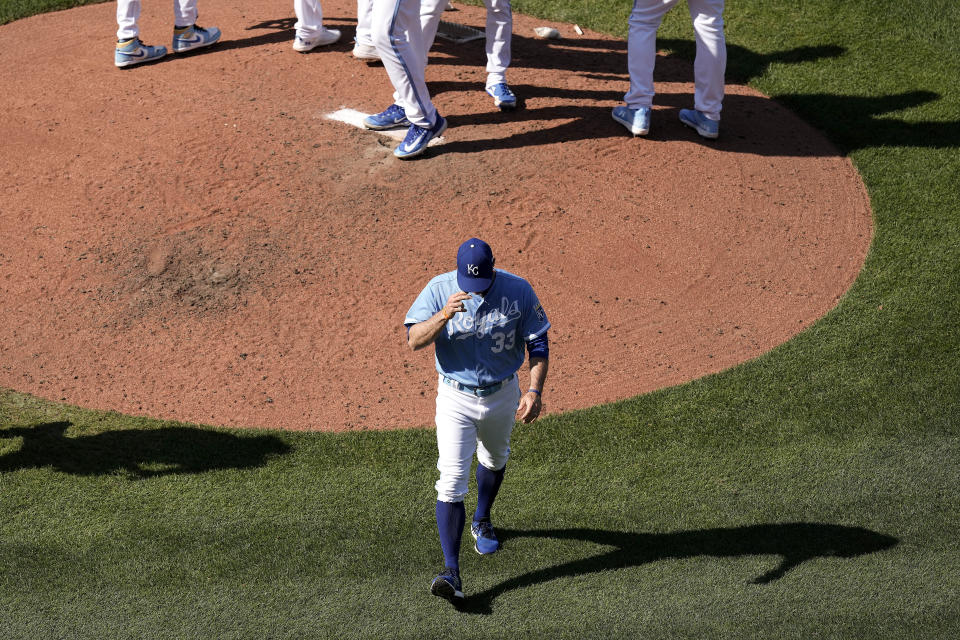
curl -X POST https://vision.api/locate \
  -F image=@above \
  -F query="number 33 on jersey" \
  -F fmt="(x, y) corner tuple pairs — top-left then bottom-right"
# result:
(405, 269), (550, 387)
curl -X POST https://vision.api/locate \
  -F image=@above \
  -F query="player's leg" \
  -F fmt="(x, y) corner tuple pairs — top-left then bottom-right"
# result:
(366, 0), (426, 130)
(292, 0), (341, 52)
(679, 0), (725, 138)
(171, 0), (221, 53)
(614, 0), (678, 135)
(372, 0), (446, 158)
(472, 378), (521, 554)
(354, 0), (380, 59)
(117, 0), (140, 41)
(431, 383), (478, 600)
(173, 0), (198, 30)
(420, 0), (448, 52)
(482, 0), (516, 109)
(623, 0), (677, 109)
(372, 0), (437, 128)
(115, 0), (169, 67)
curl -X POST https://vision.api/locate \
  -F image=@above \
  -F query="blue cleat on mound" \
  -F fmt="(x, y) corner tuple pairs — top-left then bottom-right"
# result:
(679, 108), (720, 139)
(611, 105), (651, 136)
(115, 38), (167, 68)
(486, 83), (517, 110)
(394, 115), (447, 159)
(363, 104), (410, 130)
(172, 24), (221, 53)
(430, 567), (464, 602)
(471, 518), (500, 555)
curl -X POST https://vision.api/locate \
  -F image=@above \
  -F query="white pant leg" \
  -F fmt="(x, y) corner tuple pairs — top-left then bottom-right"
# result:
(356, 0), (375, 46)
(293, 0), (323, 38)
(174, 0), (198, 28)
(117, 0), (140, 40)
(373, 0), (438, 127)
(294, 0), (325, 37)
(688, 0), (725, 119)
(475, 377), (520, 471)
(435, 383), (480, 503)
(387, 0), (442, 107)
(482, 0), (512, 88)
(623, 0), (679, 109)
(420, 0), (447, 51)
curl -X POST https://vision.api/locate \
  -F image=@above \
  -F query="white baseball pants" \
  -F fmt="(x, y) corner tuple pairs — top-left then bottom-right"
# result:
(624, 0), (726, 119)
(421, 0), (513, 88)
(373, 0), (441, 128)
(116, 0), (199, 40)
(356, 0), (375, 47)
(434, 375), (520, 503)
(293, 0), (327, 39)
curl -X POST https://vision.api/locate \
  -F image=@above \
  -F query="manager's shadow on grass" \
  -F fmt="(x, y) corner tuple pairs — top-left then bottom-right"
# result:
(0, 421), (290, 478)
(456, 523), (897, 615)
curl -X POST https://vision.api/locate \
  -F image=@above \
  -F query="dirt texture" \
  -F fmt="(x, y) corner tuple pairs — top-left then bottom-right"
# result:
(0, 1), (871, 431)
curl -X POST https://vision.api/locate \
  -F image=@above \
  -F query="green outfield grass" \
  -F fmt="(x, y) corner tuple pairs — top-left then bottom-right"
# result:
(0, 0), (93, 24)
(2, 0), (959, 637)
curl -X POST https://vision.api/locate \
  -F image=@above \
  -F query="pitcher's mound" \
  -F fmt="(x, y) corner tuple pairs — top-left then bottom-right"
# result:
(0, 1), (870, 430)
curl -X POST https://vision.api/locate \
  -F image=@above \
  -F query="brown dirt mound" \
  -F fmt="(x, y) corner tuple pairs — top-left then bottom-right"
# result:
(0, 1), (871, 430)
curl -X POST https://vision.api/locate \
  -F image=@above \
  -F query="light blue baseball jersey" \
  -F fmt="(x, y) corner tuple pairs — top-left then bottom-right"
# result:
(405, 269), (550, 387)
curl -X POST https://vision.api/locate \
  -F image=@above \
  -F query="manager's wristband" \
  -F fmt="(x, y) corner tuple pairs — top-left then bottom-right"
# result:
(527, 388), (541, 396)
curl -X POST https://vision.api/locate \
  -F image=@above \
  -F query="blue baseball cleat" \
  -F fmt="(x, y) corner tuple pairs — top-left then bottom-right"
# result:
(679, 108), (720, 139)
(393, 115), (447, 159)
(611, 105), (651, 136)
(363, 104), (410, 130)
(471, 518), (500, 555)
(172, 24), (221, 54)
(430, 567), (464, 602)
(486, 83), (517, 110)
(115, 38), (167, 68)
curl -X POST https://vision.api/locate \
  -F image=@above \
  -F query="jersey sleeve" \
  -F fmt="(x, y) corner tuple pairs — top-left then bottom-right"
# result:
(520, 285), (550, 341)
(404, 280), (443, 326)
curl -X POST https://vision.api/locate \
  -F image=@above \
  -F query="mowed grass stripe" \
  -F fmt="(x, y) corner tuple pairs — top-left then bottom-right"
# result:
(3, 0), (960, 637)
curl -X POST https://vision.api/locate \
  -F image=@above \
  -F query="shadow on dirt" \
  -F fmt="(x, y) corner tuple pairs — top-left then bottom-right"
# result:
(0, 421), (290, 478)
(454, 523), (898, 615)
(233, 14), (959, 152)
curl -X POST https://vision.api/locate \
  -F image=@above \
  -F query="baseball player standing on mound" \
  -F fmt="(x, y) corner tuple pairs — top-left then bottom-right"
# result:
(404, 238), (550, 602)
(368, 0), (449, 159)
(612, 0), (727, 139)
(363, 1), (517, 158)
(420, 0), (518, 109)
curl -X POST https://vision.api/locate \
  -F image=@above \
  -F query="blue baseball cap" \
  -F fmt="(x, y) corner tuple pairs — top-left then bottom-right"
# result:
(457, 238), (495, 292)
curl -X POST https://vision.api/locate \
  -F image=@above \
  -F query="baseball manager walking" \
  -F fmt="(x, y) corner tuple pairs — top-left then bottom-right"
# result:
(404, 238), (550, 602)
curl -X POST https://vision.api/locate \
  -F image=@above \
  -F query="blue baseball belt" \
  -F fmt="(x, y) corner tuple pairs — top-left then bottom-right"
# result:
(441, 375), (513, 397)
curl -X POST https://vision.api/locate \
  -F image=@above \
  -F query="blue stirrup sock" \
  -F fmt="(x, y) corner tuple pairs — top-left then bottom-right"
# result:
(436, 499), (465, 569)
(474, 463), (506, 522)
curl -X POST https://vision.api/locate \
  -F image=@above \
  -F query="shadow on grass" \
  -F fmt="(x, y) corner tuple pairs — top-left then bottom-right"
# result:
(657, 39), (846, 86)
(455, 523), (898, 615)
(771, 91), (957, 153)
(0, 421), (290, 478)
